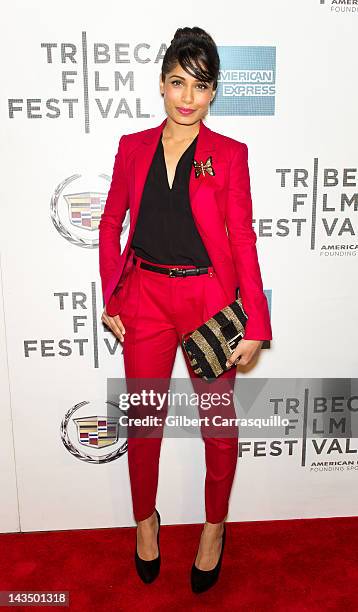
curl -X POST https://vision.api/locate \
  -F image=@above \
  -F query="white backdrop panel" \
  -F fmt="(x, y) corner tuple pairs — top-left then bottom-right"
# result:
(1, 0), (357, 531)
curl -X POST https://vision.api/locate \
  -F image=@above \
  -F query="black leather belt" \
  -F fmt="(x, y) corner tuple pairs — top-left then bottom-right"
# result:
(133, 256), (210, 277)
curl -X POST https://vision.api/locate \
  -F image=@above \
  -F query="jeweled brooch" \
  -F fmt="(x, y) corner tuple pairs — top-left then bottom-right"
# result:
(193, 156), (215, 178)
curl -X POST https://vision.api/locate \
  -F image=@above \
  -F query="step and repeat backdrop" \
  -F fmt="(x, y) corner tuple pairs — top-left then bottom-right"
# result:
(1, 0), (357, 533)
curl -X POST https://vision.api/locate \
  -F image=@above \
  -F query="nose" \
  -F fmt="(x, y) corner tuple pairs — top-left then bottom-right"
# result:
(182, 87), (194, 105)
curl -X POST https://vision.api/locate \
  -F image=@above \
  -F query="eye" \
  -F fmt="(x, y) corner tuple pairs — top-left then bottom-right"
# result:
(170, 80), (208, 90)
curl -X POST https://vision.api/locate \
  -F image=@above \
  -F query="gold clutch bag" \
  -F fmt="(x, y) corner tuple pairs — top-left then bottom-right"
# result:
(181, 298), (248, 381)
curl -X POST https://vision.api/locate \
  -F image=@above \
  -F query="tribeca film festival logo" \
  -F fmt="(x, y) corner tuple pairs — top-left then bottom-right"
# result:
(7, 35), (162, 132)
(22, 284), (125, 368)
(258, 164), (358, 254)
(320, 0), (358, 13)
(60, 382), (358, 468)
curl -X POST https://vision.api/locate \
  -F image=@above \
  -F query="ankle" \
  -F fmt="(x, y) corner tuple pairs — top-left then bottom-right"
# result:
(137, 511), (158, 534)
(203, 520), (225, 536)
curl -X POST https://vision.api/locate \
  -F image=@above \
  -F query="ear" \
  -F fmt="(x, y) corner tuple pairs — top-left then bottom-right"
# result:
(159, 73), (164, 95)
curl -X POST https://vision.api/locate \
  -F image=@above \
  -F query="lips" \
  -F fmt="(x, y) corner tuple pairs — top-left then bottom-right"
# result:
(177, 107), (195, 115)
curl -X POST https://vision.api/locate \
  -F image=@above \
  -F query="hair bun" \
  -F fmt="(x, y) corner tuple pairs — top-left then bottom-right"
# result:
(171, 26), (214, 46)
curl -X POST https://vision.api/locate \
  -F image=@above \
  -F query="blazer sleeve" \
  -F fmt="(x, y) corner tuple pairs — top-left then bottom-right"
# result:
(225, 143), (272, 340)
(98, 135), (129, 314)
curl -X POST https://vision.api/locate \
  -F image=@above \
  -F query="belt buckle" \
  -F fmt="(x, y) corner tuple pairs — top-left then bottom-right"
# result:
(169, 267), (181, 277)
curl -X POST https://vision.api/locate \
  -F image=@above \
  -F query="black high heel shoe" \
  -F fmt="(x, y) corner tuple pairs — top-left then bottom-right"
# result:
(134, 508), (161, 584)
(191, 522), (226, 594)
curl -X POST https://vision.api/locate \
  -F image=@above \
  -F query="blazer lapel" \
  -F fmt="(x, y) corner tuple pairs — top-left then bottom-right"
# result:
(132, 117), (166, 227)
(188, 119), (216, 203)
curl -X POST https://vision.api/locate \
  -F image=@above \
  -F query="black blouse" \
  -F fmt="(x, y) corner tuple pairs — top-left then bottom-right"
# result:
(130, 131), (212, 266)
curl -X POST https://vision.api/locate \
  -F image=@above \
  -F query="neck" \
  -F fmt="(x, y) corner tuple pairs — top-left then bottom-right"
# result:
(162, 116), (201, 141)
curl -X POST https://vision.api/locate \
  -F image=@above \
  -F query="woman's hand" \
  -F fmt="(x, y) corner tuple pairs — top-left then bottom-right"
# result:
(226, 339), (263, 369)
(101, 306), (126, 342)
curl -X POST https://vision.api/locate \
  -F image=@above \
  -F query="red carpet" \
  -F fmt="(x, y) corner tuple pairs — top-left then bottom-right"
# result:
(1, 516), (357, 611)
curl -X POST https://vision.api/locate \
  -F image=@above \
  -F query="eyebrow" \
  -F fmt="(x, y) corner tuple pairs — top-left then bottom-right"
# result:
(169, 74), (204, 82)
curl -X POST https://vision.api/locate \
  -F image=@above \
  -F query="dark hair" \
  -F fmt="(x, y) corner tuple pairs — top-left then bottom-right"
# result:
(161, 27), (220, 91)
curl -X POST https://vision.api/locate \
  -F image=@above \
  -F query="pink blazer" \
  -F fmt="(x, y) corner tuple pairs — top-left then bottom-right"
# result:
(99, 117), (272, 340)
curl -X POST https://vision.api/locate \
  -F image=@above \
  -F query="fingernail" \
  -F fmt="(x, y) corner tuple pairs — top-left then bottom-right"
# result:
(225, 361), (230, 368)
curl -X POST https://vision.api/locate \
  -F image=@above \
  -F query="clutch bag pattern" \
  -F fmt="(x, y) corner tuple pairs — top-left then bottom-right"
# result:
(181, 297), (248, 381)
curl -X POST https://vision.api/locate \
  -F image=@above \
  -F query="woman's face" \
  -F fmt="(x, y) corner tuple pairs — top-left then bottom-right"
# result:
(159, 62), (216, 125)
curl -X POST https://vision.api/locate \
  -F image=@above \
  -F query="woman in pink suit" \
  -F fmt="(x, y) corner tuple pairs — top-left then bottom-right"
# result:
(99, 26), (272, 593)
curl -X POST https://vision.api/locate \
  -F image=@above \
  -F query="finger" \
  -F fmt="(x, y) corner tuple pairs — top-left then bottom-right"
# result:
(112, 321), (125, 342)
(101, 312), (110, 326)
(113, 315), (126, 335)
(111, 315), (125, 338)
(102, 313), (125, 342)
(226, 352), (242, 368)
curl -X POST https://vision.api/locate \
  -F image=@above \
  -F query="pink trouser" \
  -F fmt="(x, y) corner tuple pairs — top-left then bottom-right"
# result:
(119, 248), (239, 523)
